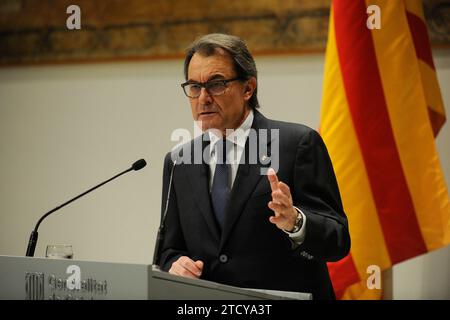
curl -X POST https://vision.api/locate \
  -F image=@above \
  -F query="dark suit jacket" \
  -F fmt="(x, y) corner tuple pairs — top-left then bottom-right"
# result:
(158, 110), (350, 300)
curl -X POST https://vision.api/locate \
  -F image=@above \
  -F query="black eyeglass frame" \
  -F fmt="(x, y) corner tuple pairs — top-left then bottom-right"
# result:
(180, 77), (241, 98)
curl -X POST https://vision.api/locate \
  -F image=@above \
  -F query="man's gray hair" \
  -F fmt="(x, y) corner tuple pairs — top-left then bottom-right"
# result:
(184, 33), (260, 109)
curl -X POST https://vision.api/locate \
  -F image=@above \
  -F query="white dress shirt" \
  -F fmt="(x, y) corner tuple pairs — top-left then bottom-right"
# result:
(206, 110), (306, 245)
(207, 110), (254, 190)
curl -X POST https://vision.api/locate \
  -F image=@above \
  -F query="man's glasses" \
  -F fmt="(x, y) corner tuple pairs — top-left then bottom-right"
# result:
(181, 78), (241, 98)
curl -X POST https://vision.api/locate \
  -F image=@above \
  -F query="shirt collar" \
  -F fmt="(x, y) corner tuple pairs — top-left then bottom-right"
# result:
(207, 109), (254, 151)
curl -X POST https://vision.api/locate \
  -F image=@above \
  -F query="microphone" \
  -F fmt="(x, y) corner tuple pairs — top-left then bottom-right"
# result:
(25, 158), (147, 257)
(152, 159), (177, 266)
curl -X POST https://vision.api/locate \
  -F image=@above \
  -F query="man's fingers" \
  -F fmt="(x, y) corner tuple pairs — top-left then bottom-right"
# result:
(268, 201), (279, 216)
(170, 263), (198, 278)
(268, 201), (288, 215)
(171, 256), (202, 278)
(267, 168), (279, 191)
(269, 215), (282, 223)
(269, 215), (288, 225)
(268, 171), (293, 202)
(181, 257), (202, 276)
(278, 182), (292, 198)
(195, 260), (204, 270)
(268, 201), (289, 217)
(271, 189), (290, 206)
(267, 170), (295, 229)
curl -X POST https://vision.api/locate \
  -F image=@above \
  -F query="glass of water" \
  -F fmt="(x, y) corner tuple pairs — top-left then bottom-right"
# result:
(45, 244), (73, 259)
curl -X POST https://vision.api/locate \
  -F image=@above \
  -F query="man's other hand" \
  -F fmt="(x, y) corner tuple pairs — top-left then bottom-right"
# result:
(169, 256), (204, 279)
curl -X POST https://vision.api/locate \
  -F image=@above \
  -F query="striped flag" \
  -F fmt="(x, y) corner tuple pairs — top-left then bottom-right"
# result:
(320, 0), (450, 299)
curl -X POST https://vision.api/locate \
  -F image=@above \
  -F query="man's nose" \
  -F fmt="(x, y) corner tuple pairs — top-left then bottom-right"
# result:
(198, 87), (212, 105)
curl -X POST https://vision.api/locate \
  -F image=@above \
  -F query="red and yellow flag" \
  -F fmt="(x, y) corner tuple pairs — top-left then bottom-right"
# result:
(320, 0), (450, 299)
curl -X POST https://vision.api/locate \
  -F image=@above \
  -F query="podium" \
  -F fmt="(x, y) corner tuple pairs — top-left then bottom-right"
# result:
(0, 255), (312, 300)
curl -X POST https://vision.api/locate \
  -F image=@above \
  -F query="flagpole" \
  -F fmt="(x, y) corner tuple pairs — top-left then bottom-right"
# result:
(382, 269), (393, 300)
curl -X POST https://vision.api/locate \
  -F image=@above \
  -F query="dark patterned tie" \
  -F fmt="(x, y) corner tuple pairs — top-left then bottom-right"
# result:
(211, 138), (230, 229)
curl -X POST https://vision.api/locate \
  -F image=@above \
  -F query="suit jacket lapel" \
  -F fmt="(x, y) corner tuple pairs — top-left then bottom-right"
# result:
(220, 110), (273, 249)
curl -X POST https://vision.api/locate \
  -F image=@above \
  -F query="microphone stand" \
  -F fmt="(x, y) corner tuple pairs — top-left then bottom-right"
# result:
(152, 160), (177, 266)
(25, 159), (146, 257)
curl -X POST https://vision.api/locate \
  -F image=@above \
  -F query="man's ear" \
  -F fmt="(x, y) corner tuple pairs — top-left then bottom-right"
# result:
(243, 77), (257, 101)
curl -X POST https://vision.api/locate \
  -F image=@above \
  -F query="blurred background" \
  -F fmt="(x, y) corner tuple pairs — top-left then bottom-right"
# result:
(0, 0), (449, 299)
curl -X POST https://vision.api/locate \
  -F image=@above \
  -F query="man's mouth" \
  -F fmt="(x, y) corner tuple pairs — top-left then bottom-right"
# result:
(199, 111), (217, 117)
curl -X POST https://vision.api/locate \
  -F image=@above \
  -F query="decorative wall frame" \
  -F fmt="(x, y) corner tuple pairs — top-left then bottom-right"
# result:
(0, 0), (448, 65)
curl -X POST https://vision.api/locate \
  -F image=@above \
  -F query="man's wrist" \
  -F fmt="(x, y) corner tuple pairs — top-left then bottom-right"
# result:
(285, 207), (303, 233)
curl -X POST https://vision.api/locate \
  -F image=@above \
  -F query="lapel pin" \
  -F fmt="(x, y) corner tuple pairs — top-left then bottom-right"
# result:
(260, 155), (269, 164)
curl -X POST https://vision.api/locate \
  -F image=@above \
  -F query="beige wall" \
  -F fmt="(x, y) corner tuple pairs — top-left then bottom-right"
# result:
(0, 51), (449, 299)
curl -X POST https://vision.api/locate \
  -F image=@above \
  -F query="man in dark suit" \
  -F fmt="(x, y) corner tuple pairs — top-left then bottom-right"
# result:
(157, 33), (350, 300)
